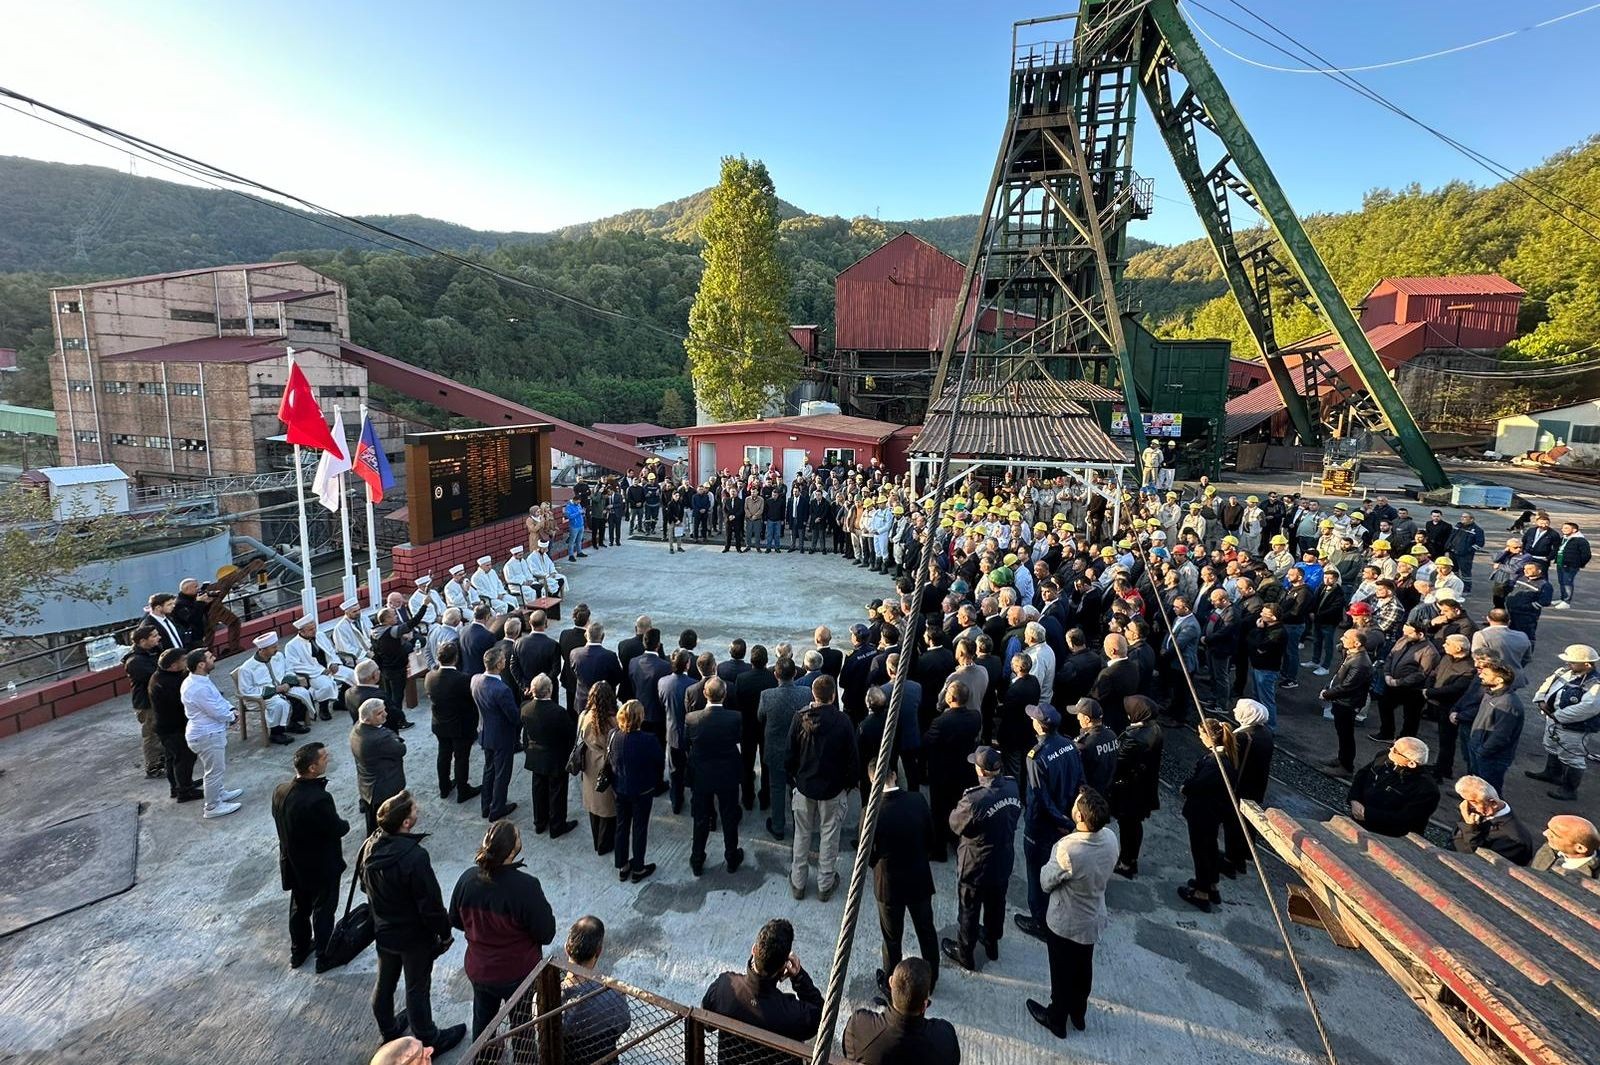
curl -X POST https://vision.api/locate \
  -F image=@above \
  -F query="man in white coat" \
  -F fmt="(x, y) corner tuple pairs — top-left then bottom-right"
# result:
(409, 575), (447, 630)
(503, 546), (535, 607)
(526, 540), (565, 597)
(469, 555), (513, 613)
(443, 563), (473, 613)
(282, 615), (355, 718)
(235, 632), (310, 744)
(330, 598), (371, 667)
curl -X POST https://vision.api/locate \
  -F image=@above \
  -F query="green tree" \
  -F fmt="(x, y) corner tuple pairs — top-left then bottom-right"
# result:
(0, 484), (144, 635)
(657, 387), (689, 428)
(685, 156), (796, 421)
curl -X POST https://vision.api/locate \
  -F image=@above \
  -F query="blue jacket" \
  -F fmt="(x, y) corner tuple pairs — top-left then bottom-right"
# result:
(658, 672), (695, 750)
(629, 652), (673, 725)
(950, 775), (1022, 888)
(1025, 732), (1082, 841)
(563, 500), (585, 530)
(610, 730), (665, 800)
(471, 673), (521, 751)
(460, 622), (497, 678)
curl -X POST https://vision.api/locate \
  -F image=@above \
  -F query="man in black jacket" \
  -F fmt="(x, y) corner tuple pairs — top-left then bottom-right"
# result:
(1052, 630), (1101, 723)
(1450, 775), (1535, 865)
(923, 680), (983, 863)
(616, 614), (651, 698)
(941, 747), (1022, 971)
(424, 642), (479, 804)
(628, 628), (674, 772)
(701, 918), (821, 1064)
(150, 648), (201, 801)
(866, 766), (938, 995)
(844, 959), (959, 1065)
(361, 791), (466, 1054)
(813, 626), (845, 678)
(686, 677), (744, 876)
(733, 645), (779, 810)
(840, 624), (877, 725)
(716, 638), (753, 687)
(351, 697), (408, 834)
(786, 675), (859, 901)
(568, 622), (623, 717)
(520, 674), (577, 838)
(373, 603), (429, 728)
(513, 611), (563, 700)
(1073, 699), (1119, 797)
(1087, 635), (1138, 732)
(123, 625), (164, 778)
(557, 604), (592, 711)
(1320, 629), (1374, 774)
(459, 605), (497, 679)
(272, 742), (351, 971)
(1349, 737), (1441, 837)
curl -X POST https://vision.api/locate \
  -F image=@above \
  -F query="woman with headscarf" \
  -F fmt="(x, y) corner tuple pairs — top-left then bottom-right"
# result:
(1178, 718), (1238, 912)
(1109, 695), (1164, 878)
(1222, 699), (1275, 874)
(578, 681), (619, 855)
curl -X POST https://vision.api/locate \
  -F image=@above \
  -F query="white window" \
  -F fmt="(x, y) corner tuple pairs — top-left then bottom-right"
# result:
(58, 300), (81, 314)
(823, 447), (856, 465)
(743, 445), (773, 467)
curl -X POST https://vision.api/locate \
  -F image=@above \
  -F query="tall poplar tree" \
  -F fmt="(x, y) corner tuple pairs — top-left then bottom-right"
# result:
(685, 156), (796, 422)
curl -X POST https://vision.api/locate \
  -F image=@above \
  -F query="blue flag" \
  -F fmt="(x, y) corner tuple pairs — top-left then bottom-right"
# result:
(352, 415), (394, 503)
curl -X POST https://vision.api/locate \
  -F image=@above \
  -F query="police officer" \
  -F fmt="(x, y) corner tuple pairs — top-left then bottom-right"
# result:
(1073, 698), (1120, 796)
(1013, 704), (1082, 940)
(940, 746), (1022, 971)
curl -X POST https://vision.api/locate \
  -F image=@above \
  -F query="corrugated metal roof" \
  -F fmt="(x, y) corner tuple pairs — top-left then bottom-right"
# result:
(684, 413), (906, 444)
(1223, 381), (1285, 437)
(592, 422), (676, 441)
(836, 233), (966, 351)
(914, 378), (1124, 462)
(1224, 322), (1429, 436)
(1052, 379), (1123, 403)
(1377, 274), (1525, 297)
(35, 463), (129, 486)
(99, 335), (290, 365)
(0, 403), (57, 436)
(926, 377), (1090, 417)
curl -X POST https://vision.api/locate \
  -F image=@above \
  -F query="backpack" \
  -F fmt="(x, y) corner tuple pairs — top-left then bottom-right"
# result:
(1550, 675), (1600, 734)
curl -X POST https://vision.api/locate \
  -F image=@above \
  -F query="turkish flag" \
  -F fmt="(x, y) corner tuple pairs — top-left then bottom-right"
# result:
(277, 357), (339, 454)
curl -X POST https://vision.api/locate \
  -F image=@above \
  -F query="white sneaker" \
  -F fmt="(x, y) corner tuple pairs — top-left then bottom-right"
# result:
(220, 788), (243, 802)
(1355, 710), (1368, 724)
(1322, 707), (1334, 720)
(203, 801), (241, 819)
(1311, 666), (1329, 677)
(1551, 601), (1570, 610)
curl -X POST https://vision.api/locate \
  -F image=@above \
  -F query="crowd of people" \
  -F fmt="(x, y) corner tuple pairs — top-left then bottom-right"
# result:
(120, 459), (1600, 1059)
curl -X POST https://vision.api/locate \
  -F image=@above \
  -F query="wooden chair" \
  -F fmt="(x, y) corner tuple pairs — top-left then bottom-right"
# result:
(229, 665), (271, 746)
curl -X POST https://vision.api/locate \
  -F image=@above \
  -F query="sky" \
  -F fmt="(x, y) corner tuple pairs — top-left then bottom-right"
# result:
(1, 0), (1597, 245)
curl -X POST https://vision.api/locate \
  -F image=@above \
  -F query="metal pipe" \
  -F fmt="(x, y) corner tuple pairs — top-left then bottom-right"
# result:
(231, 533), (304, 579)
(52, 293), (79, 464)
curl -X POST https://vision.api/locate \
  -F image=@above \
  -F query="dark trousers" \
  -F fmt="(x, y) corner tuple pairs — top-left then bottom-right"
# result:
(929, 782), (960, 860)
(288, 873), (340, 958)
(879, 895), (939, 989)
(362, 798), (379, 836)
(373, 945), (438, 1043)
(955, 881), (1006, 963)
(436, 734), (473, 794)
(810, 524), (828, 553)
(1044, 932), (1094, 1027)
(1186, 814), (1223, 891)
(471, 975), (533, 1049)
(589, 813), (616, 854)
(1222, 804), (1248, 866)
(614, 792), (653, 871)
(606, 515), (623, 546)
(647, 721), (667, 785)
(1378, 688), (1423, 739)
(530, 771), (569, 832)
(1118, 815), (1145, 866)
(693, 511), (709, 540)
(668, 747), (688, 812)
(379, 669), (408, 725)
(724, 519), (744, 551)
(158, 730), (197, 797)
(1435, 711), (1459, 775)
(1332, 706), (1358, 770)
(481, 746), (514, 818)
(1023, 831), (1061, 923)
(692, 783), (741, 865)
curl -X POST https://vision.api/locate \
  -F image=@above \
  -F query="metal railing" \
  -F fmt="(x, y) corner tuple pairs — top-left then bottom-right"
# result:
(468, 957), (851, 1065)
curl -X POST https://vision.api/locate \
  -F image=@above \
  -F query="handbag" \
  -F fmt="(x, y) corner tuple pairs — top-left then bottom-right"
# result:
(594, 733), (615, 794)
(565, 735), (585, 777)
(320, 837), (376, 970)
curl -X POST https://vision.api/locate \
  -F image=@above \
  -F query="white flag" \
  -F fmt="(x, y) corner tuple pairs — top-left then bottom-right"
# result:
(313, 407), (352, 512)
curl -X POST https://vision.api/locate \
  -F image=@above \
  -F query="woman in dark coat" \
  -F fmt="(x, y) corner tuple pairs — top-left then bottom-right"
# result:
(611, 699), (665, 881)
(1109, 695), (1164, 878)
(1222, 698), (1275, 873)
(1178, 719), (1238, 913)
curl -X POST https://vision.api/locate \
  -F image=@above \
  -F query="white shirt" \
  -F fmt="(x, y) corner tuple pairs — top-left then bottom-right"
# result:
(181, 673), (235, 740)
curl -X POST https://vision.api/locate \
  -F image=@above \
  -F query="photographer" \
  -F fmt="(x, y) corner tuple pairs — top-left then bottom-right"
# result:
(701, 918), (821, 1065)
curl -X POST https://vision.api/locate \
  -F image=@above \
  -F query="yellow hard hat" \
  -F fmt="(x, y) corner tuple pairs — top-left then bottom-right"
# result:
(1320, 519), (1335, 529)
(1003, 553), (1018, 566)
(1372, 539), (1391, 551)
(1411, 545), (1430, 556)
(939, 517), (953, 528)
(1008, 510), (1021, 521)
(1246, 495), (1260, 504)
(1100, 546), (1116, 558)
(893, 506), (904, 515)
(1397, 555), (1417, 569)
(1061, 522), (1075, 533)
(1271, 534), (1289, 545)
(1222, 535), (1239, 546)
(1033, 521), (1048, 531)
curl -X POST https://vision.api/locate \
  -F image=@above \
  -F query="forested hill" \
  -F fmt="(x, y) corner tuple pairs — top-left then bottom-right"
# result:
(1125, 135), (1600, 361)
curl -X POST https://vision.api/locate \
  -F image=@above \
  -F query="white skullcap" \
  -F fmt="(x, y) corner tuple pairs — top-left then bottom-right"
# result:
(449, 564), (465, 575)
(1233, 698), (1269, 729)
(415, 575), (432, 585)
(537, 540), (550, 549)
(476, 555), (492, 566)
(338, 598), (359, 610)
(293, 615), (316, 630)
(253, 632), (279, 649)
(510, 545), (524, 554)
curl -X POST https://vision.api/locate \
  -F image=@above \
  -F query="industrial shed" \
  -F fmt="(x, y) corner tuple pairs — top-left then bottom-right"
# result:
(681, 413), (913, 484)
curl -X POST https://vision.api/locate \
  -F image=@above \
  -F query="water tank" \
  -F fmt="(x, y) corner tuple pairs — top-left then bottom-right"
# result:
(800, 400), (842, 417)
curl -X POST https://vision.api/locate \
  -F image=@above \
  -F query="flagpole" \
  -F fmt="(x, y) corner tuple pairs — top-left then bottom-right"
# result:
(362, 402), (384, 611)
(335, 404), (358, 603)
(287, 348), (318, 621)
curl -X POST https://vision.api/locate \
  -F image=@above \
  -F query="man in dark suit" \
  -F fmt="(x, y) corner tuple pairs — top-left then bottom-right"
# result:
(459, 604), (497, 678)
(923, 680), (983, 861)
(272, 741), (351, 971)
(869, 625), (902, 688)
(558, 603), (592, 711)
(1088, 634), (1139, 732)
(866, 766), (939, 995)
(685, 651), (717, 719)
(513, 610), (563, 700)
(520, 673), (577, 837)
(1052, 630), (1102, 725)
(423, 642), (479, 804)
(733, 645), (779, 810)
(349, 696), (407, 834)
(344, 660), (384, 725)
(629, 628), (674, 774)
(715, 638), (753, 687)
(616, 614), (651, 699)
(568, 621), (624, 716)
(813, 626), (845, 679)
(659, 650), (696, 814)
(913, 626), (957, 732)
(841, 624), (878, 725)
(685, 676), (744, 876)
(471, 645), (521, 821)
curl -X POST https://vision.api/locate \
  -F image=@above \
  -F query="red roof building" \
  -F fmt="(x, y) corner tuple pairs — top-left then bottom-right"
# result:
(591, 422), (679, 448)
(682, 413), (909, 484)
(1360, 274), (1524, 351)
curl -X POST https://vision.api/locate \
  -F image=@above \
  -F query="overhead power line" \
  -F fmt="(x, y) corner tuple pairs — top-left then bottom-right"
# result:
(1177, 0), (1600, 248)
(1185, 1), (1600, 74)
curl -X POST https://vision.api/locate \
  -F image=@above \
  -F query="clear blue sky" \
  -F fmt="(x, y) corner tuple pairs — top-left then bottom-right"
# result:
(2, 0), (1596, 244)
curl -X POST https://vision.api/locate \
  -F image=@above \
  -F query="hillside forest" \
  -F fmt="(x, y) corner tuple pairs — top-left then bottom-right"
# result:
(2, 137), (1599, 429)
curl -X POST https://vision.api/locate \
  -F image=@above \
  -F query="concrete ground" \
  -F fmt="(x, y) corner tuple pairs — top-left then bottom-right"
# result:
(0, 532), (1462, 1065)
